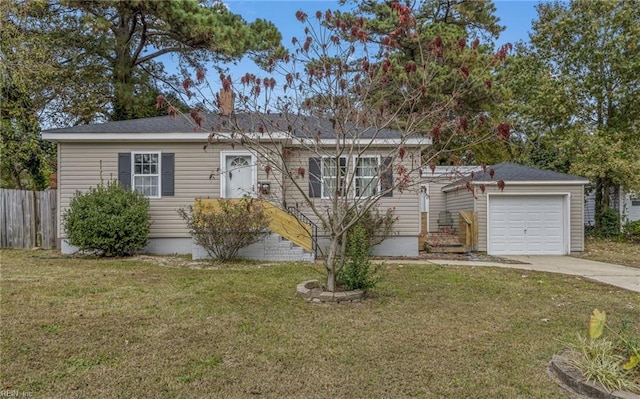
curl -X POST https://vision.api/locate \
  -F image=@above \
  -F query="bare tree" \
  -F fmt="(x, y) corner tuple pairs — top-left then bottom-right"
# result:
(159, 5), (511, 291)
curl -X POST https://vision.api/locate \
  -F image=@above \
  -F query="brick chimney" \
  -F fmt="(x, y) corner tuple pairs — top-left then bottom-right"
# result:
(219, 88), (233, 116)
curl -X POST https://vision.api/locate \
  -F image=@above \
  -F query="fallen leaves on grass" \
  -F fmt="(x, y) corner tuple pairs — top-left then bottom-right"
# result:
(576, 237), (640, 269)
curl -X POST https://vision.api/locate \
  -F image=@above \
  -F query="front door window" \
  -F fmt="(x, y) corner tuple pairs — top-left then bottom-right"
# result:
(225, 155), (253, 198)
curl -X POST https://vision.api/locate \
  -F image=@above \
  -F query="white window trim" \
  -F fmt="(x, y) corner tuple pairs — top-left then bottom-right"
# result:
(220, 150), (257, 199)
(354, 155), (381, 198)
(321, 156), (347, 200)
(131, 151), (161, 199)
(320, 155), (384, 199)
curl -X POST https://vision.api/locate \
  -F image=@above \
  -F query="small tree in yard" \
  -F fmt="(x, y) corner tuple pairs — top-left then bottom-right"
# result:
(159, 5), (511, 291)
(178, 198), (269, 262)
(339, 223), (381, 292)
(64, 180), (150, 256)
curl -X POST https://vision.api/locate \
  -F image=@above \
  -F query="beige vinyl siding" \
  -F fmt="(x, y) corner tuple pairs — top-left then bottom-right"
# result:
(474, 184), (585, 252)
(58, 141), (422, 240)
(445, 188), (475, 227)
(58, 142), (257, 238)
(283, 148), (421, 236)
(255, 143), (286, 205)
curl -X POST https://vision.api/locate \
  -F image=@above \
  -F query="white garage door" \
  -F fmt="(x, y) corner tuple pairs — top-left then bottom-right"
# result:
(488, 195), (566, 255)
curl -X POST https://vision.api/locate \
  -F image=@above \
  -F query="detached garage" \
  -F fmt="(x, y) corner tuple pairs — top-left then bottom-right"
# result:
(442, 163), (589, 255)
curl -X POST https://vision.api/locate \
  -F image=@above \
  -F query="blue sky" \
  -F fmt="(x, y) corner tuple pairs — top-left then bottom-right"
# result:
(221, 0), (540, 46)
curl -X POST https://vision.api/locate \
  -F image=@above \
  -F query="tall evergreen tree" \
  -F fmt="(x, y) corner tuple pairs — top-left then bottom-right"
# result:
(3, 0), (283, 123)
(506, 0), (640, 229)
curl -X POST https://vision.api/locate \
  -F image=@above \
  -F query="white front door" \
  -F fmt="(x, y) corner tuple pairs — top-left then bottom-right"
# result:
(224, 155), (253, 198)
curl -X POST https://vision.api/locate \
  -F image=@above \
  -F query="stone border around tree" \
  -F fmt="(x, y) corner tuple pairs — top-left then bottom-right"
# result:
(548, 354), (639, 399)
(296, 280), (364, 304)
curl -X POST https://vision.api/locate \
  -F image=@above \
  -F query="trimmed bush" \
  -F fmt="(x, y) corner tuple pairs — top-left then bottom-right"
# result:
(342, 206), (396, 250)
(353, 206), (396, 248)
(63, 180), (150, 256)
(178, 198), (269, 262)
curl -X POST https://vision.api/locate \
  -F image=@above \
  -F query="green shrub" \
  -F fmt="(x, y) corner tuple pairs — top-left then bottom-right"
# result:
(597, 208), (621, 238)
(342, 206), (396, 250)
(63, 180), (150, 256)
(178, 198), (269, 262)
(623, 221), (640, 243)
(338, 224), (381, 292)
(355, 206), (397, 247)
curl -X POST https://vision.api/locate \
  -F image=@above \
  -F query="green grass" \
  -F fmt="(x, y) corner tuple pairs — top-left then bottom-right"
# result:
(576, 236), (640, 268)
(1, 249), (639, 398)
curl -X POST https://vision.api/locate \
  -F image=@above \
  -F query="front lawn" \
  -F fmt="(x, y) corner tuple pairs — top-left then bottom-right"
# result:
(1, 250), (638, 398)
(577, 236), (640, 268)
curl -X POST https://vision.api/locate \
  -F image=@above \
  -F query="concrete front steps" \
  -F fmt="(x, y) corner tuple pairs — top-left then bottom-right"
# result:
(192, 232), (315, 262)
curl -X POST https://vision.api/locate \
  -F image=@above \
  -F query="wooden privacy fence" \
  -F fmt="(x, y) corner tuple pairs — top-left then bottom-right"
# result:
(0, 189), (57, 249)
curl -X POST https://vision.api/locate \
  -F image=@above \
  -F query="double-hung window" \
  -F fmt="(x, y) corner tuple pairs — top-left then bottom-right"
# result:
(133, 152), (160, 198)
(322, 157), (346, 199)
(308, 155), (391, 199)
(355, 156), (380, 197)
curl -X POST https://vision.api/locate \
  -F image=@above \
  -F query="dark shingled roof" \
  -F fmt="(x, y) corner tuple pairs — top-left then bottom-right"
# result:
(43, 113), (405, 139)
(443, 162), (588, 189)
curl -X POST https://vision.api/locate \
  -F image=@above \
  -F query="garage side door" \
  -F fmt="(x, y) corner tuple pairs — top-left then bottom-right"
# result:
(488, 195), (566, 255)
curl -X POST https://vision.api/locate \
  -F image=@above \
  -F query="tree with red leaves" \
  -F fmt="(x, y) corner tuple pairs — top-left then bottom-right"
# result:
(335, 0), (513, 165)
(161, 6), (511, 292)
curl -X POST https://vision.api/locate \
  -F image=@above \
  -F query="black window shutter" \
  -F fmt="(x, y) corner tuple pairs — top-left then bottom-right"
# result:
(118, 153), (131, 189)
(161, 153), (175, 196)
(308, 158), (321, 198)
(381, 157), (393, 197)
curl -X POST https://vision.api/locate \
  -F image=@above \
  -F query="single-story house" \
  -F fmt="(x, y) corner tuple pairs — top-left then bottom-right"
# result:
(420, 162), (589, 255)
(43, 113), (430, 261)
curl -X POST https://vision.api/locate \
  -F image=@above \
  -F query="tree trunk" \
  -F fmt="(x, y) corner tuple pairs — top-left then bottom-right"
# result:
(595, 177), (613, 232)
(112, 13), (135, 121)
(603, 178), (611, 212)
(325, 236), (340, 292)
(595, 178), (603, 230)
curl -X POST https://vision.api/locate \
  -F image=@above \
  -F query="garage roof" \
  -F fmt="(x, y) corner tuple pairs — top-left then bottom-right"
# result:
(443, 162), (589, 191)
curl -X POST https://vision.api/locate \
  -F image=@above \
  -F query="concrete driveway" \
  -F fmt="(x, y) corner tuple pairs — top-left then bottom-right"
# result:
(503, 256), (640, 293)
